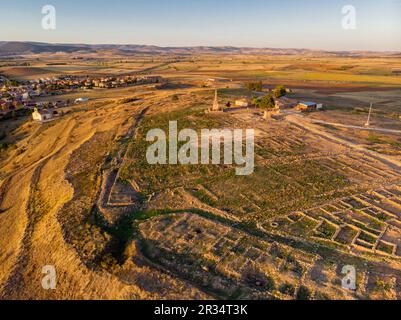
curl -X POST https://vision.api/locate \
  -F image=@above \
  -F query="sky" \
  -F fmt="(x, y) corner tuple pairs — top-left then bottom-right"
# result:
(0, 0), (400, 51)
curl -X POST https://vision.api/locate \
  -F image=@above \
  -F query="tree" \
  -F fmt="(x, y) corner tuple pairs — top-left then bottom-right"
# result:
(251, 96), (260, 106)
(254, 94), (276, 119)
(258, 94), (276, 110)
(273, 85), (287, 98)
(245, 81), (263, 92)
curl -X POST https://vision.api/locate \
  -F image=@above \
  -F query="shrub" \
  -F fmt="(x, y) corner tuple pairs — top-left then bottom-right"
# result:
(273, 85), (287, 98)
(296, 285), (312, 300)
(279, 283), (295, 296)
(0, 142), (9, 151)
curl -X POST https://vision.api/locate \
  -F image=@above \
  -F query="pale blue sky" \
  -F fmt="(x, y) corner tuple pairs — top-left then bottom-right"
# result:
(0, 0), (400, 51)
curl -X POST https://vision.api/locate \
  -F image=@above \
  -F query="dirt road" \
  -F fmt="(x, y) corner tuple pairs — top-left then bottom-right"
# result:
(311, 119), (401, 134)
(287, 114), (401, 170)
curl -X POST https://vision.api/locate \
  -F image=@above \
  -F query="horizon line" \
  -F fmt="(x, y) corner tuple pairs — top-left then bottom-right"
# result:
(1, 40), (401, 54)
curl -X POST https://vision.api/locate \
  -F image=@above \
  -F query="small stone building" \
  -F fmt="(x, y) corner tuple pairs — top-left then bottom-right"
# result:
(32, 108), (54, 122)
(235, 98), (250, 107)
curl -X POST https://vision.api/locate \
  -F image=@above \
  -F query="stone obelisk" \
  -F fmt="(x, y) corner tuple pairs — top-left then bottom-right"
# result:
(212, 89), (220, 111)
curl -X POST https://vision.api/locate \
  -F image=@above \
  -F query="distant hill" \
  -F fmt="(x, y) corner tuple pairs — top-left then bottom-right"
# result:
(0, 42), (91, 55)
(0, 41), (400, 57)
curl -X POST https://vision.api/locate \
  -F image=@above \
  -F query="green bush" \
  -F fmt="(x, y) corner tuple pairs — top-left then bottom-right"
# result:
(279, 283), (295, 296)
(273, 85), (287, 98)
(254, 94), (275, 110)
(0, 142), (10, 151)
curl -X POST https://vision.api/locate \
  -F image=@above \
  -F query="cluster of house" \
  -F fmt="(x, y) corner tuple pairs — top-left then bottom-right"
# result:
(30, 97), (92, 123)
(91, 75), (162, 89)
(0, 83), (36, 112)
(0, 87), (76, 119)
(0, 75), (163, 118)
(0, 75), (95, 110)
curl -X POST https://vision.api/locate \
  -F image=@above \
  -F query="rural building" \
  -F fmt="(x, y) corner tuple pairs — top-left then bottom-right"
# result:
(22, 92), (31, 101)
(75, 97), (89, 103)
(296, 101), (321, 112)
(235, 98), (250, 107)
(32, 108), (54, 122)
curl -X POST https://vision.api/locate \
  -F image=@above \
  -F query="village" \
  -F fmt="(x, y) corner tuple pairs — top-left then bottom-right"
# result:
(0, 74), (163, 120)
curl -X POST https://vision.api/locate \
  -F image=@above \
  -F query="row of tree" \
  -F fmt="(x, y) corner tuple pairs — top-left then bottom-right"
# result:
(245, 82), (287, 98)
(245, 83), (288, 111)
(245, 81), (263, 92)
